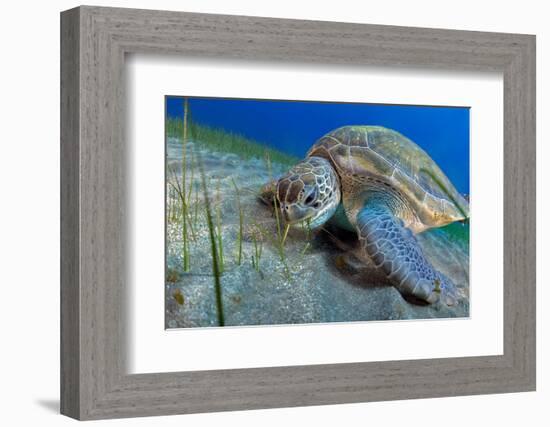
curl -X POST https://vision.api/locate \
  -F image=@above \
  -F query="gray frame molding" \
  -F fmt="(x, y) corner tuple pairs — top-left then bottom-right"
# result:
(60, 5), (536, 420)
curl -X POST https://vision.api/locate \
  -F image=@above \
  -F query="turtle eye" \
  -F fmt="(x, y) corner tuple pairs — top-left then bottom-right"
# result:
(304, 191), (316, 205)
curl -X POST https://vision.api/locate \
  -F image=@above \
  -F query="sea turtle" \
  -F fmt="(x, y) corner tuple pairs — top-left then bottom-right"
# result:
(262, 125), (469, 305)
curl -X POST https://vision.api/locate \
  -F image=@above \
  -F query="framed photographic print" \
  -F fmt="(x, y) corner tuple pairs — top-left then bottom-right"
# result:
(61, 6), (536, 420)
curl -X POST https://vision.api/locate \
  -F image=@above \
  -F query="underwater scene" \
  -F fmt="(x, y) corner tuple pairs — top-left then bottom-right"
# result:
(165, 96), (470, 329)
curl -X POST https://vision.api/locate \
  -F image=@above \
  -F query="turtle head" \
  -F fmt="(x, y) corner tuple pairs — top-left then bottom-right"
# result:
(276, 156), (341, 229)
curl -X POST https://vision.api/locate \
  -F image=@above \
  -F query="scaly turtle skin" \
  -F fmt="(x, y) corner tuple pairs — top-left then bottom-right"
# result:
(269, 125), (469, 305)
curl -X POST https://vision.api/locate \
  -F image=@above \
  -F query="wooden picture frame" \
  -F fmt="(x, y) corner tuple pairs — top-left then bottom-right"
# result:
(60, 5), (536, 420)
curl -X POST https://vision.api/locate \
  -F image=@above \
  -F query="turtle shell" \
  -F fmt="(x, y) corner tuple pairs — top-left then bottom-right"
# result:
(307, 125), (469, 228)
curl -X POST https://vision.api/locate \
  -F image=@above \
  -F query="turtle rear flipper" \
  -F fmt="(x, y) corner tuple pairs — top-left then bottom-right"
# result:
(356, 201), (459, 306)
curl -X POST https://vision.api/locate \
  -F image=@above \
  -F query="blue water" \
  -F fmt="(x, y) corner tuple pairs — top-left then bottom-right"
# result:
(166, 96), (470, 195)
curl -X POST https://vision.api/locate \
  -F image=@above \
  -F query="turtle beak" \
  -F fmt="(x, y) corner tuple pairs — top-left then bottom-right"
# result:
(282, 203), (312, 224)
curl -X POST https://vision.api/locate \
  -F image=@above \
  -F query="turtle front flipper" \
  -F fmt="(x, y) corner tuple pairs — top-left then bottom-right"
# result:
(356, 202), (459, 305)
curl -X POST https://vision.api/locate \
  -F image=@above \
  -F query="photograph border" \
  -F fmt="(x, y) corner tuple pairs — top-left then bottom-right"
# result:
(162, 94), (472, 329)
(61, 6), (535, 420)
